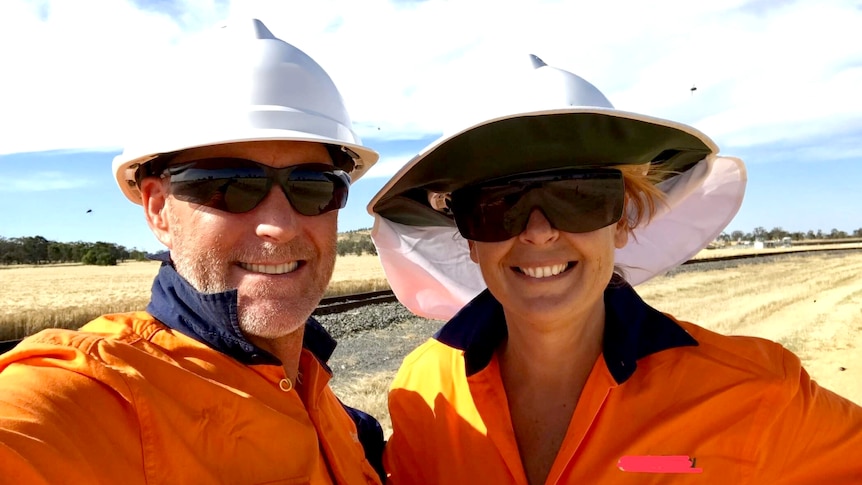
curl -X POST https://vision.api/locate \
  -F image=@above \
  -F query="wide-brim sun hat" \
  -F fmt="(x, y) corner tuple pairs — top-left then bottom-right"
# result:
(112, 18), (379, 205)
(367, 56), (746, 321)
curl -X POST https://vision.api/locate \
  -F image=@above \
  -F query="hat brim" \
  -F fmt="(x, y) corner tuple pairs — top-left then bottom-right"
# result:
(114, 127), (378, 205)
(367, 108), (747, 321)
(369, 107), (715, 226)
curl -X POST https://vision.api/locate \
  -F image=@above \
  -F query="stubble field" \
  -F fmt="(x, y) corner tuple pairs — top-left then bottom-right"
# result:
(0, 255), (388, 340)
(639, 250), (862, 405)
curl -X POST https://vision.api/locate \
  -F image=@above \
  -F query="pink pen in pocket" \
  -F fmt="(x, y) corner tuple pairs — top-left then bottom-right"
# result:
(618, 455), (703, 473)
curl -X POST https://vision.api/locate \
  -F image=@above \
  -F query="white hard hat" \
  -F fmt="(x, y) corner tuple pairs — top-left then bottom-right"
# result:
(368, 55), (746, 321)
(112, 18), (378, 205)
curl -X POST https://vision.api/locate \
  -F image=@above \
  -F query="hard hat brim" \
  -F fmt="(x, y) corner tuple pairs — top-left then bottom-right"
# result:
(113, 131), (378, 205)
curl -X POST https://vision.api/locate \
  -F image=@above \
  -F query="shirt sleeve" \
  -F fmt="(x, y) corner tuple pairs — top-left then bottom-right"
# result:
(751, 350), (862, 483)
(0, 360), (144, 484)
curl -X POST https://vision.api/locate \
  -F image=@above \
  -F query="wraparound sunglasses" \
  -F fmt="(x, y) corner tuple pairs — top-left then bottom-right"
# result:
(448, 168), (625, 242)
(161, 158), (350, 216)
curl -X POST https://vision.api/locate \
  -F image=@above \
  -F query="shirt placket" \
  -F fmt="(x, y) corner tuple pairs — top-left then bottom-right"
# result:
(545, 356), (617, 484)
(469, 355), (531, 484)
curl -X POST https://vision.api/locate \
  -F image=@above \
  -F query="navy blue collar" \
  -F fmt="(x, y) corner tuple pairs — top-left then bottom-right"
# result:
(146, 259), (337, 367)
(434, 276), (698, 383)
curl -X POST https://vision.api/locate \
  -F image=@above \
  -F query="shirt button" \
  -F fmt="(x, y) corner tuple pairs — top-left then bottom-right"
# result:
(279, 378), (294, 392)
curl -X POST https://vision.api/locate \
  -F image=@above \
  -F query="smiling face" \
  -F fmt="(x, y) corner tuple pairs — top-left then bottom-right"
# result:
(469, 208), (628, 326)
(140, 140), (339, 340)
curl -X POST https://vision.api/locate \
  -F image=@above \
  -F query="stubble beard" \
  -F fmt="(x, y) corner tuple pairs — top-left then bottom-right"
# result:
(166, 206), (337, 340)
(168, 208), (230, 294)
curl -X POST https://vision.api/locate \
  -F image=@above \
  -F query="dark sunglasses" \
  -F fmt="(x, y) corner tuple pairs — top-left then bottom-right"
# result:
(162, 158), (350, 216)
(448, 168), (624, 242)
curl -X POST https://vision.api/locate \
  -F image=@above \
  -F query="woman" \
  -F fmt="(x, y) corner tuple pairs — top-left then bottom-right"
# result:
(368, 57), (862, 484)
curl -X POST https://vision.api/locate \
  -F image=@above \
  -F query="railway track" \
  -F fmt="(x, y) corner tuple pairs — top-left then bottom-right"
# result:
(315, 289), (400, 316)
(680, 246), (862, 265)
(2, 246), (860, 354)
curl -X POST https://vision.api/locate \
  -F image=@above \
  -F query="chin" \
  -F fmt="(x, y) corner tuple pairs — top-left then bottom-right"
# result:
(237, 302), (311, 340)
(239, 316), (306, 340)
(237, 281), (322, 332)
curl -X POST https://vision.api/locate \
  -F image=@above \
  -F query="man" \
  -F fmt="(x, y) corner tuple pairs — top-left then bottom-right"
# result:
(0, 19), (384, 484)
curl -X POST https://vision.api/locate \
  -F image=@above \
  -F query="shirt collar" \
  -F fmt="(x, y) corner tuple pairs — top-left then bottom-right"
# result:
(146, 258), (337, 367)
(434, 276), (698, 383)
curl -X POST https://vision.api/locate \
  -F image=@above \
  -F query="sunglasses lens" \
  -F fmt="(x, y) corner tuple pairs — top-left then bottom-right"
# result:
(452, 186), (525, 242)
(285, 168), (349, 216)
(450, 170), (624, 242)
(541, 176), (624, 233)
(169, 161), (269, 213)
(167, 159), (350, 216)
(221, 177), (271, 213)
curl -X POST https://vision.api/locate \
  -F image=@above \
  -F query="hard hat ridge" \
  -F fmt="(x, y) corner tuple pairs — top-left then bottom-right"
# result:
(528, 54), (614, 109)
(247, 18), (277, 40)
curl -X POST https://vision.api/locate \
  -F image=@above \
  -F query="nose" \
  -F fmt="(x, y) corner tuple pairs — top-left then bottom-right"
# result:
(252, 186), (300, 243)
(519, 208), (559, 245)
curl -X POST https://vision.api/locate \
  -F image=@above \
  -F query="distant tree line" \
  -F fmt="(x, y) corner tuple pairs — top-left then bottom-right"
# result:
(0, 236), (149, 266)
(336, 229), (377, 256)
(718, 226), (862, 243)
(5, 225), (862, 266)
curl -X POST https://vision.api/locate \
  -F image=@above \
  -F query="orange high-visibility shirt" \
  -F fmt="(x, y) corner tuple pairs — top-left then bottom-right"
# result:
(385, 285), (862, 484)
(0, 313), (382, 485)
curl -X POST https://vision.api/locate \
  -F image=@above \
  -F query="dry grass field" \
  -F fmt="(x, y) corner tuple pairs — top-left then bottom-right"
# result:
(0, 262), (157, 340)
(0, 256), (388, 340)
(326, 254), (388, 293)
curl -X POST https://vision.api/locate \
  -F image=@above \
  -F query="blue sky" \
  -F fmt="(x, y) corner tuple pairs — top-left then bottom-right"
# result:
(1, 0), (861, 253)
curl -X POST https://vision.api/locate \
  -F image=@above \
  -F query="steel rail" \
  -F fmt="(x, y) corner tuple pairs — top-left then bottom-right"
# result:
(680, 246), (862, 265)
(314, 290), (399, 316)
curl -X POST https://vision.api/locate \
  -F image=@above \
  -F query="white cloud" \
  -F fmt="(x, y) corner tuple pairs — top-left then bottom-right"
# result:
(0, 0), (184, 154)
(1, 0), (860, 161)
(0, 171), (95, 192)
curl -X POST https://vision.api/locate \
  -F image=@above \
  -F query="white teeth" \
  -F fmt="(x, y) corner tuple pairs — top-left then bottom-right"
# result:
(520, 263), (567, 279)
(239, 262), (299, 275)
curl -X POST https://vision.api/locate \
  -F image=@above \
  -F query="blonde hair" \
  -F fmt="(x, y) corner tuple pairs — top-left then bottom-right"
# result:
(615, 164), (670, 234)
(611, 164), (673, 282)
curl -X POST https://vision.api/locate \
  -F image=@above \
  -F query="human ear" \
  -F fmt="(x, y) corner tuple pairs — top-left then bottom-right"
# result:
(140, 178), (172, 248)
(614, 221), (629, 249)
(468, 240), (479, 264)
